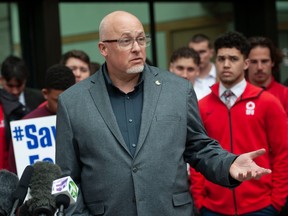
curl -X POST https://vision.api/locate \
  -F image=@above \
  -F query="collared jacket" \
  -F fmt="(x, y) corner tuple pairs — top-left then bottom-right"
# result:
(190, 82), (288, 215)
(56, 64), (240, 216)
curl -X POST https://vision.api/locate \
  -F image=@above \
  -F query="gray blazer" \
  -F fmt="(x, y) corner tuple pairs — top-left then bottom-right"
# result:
(56, 64), (237, 216)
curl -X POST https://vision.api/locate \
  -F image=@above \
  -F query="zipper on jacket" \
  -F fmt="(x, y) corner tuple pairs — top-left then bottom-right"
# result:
(232, 188), (238, 216)
(228, 108), (239, 216)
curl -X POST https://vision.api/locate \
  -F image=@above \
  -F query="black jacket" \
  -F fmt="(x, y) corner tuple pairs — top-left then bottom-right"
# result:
(0, 89), (28, 149)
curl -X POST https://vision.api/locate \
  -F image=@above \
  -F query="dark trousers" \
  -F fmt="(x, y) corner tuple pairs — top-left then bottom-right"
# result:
(278, 196), (288, 216)
(201, 205), (278, 216)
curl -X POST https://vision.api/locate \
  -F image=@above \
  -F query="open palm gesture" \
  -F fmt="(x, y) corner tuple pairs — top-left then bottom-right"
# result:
(230, 148), (272, 181)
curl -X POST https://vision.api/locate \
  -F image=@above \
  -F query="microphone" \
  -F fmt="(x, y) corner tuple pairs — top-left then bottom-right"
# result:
(55, 195), (69, 216)
(51, 176), (79, 216)
(0, 170), (19, 216)
(25, 161), (61, 216)
(9, 165), (34, 216)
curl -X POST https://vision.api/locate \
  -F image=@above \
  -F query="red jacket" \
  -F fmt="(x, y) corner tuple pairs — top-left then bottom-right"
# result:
(265, 77), (288, 116)
(0, 104), (8, 169)
(190, 82), (288, 215)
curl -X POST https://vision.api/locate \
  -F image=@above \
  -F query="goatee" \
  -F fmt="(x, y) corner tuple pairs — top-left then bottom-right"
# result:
(127, 65), (144, 74)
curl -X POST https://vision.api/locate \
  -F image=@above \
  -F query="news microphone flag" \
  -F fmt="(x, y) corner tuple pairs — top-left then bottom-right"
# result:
(51, 176), (78, 204)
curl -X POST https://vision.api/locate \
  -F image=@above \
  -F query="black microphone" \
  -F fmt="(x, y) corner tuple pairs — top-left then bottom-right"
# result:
(51, 176), (79, 216)
(9, 165), (34, 216)
(25, 161), (61, 216)
(0, 170), (19, 216)
(55, 195), (70, 216)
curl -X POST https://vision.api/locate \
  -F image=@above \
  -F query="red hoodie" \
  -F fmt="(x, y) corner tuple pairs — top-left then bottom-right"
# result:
(265, 77), (288, 116)
(190, 82), (288, 215)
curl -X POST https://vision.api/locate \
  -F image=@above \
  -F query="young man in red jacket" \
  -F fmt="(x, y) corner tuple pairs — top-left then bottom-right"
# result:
(247, 36), (288, 116)
(189, 31), (288, 216)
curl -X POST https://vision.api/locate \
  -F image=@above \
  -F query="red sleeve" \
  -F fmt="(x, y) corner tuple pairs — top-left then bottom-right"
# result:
(265, 95), (288, 211)
(189, 166), (206, 210)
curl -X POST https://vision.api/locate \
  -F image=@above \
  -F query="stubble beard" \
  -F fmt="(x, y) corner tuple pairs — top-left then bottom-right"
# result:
(220, 73), (244, 87)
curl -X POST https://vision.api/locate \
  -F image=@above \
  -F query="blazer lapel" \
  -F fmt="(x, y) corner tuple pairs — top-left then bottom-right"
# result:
(134, 68), (162, 157)
(88, 72), (131, 156)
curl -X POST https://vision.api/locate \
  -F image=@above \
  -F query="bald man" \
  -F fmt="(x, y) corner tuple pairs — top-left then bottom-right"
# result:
(55, 11), (272, 216)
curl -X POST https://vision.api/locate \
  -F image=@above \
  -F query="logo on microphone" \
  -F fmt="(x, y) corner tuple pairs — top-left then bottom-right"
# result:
(52, 176), (79, 204)
(55, 178), (68, 191)
(68, 179), (78, 199)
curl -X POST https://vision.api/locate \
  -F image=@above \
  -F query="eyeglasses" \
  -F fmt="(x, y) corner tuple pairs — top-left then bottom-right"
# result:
(102, 35), (151, 50)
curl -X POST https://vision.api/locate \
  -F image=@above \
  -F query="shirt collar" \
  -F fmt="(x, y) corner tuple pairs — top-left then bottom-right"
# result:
(102, 63), (144, 92)
(209, 63), (217, 79)
(19, 91), (25, 106)
(196, 63), (217, 81)
(219, 78), (247, 98)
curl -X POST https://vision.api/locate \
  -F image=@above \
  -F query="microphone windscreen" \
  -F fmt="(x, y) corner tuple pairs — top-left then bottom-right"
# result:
(0, 170), (19, 215)
(26, 161), (62, 215)
(12, 165), (34, 205)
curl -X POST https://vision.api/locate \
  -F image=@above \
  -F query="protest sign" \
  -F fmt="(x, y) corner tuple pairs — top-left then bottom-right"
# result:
(10, 115), (56, 176)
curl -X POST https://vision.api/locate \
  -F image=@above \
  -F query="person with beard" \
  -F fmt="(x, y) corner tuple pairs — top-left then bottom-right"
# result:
(247, 36), (288, 116)
(189, 31), (288, 216)
(55, 11), (273, 216)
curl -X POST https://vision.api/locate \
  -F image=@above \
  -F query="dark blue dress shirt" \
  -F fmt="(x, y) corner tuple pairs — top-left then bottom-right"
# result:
(103, 67), (143, 156)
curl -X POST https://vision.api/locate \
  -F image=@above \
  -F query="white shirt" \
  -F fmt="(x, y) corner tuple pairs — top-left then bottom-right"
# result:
(19, 91), (26, 106)
(219, 79), (247, 107)
(194, 63), (217, 100)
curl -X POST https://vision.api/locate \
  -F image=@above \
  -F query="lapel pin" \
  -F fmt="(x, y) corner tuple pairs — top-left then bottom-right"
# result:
(155, 80), (161, 86)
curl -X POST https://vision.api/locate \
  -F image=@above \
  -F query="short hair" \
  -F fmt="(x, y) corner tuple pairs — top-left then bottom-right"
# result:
(214, 31), (250, 58)
(170, 47), (200, 66)
(248, 36), (283, 73)
(189, 33), (213, 49)
(60, 50), (90, 67)
(45, 64), (75, 90)
(1, 55), (29, 82)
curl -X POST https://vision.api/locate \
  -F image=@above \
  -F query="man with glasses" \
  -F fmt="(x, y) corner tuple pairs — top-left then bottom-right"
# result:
(55, 11), (272, 216)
